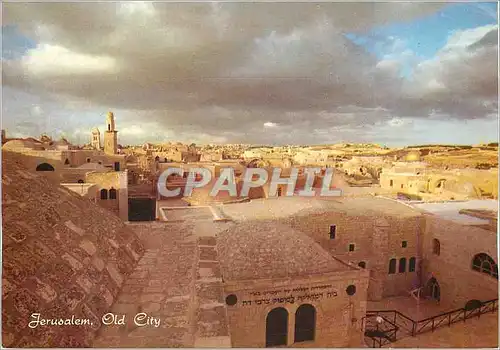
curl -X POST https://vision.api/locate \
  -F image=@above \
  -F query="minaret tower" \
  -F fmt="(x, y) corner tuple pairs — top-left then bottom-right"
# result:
(104, 111), (118, 155)
(91, 127), (101, 150)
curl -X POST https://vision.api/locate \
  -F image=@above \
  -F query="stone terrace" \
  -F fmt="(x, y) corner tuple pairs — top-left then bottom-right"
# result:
(94, 218), (231, 348)
(387, 310), (498, 348)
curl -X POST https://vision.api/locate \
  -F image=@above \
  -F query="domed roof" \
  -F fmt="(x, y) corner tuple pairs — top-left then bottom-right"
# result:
(405, 150), (421, 162)
(186, 178), (247, 205)
(217, 221), (354, 281)
(3, 139), (45, 150)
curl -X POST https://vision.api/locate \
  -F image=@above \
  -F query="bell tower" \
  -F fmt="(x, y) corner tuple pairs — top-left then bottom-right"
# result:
(104, 111), (118, 155)
(91, 127), (101, 150)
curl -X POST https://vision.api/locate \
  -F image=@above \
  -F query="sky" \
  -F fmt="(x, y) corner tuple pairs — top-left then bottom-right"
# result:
(2, 1), (498, 147)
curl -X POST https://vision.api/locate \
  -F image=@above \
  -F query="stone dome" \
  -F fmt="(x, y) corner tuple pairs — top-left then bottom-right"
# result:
(216, 221), (354, 281)
(3, 139), (45, 151)
(186, 178), (248, 205)
(405, 150), (422, 162)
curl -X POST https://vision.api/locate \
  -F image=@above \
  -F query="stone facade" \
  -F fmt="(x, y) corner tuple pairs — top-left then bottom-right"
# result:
(104, 112), (118, 155)
(86, 171), (129, 221)
(421, 214), (498, 309)
(223, 272), (368, 348)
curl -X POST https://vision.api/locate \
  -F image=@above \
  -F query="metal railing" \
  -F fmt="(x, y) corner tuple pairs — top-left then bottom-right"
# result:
(363, 299), (498, 347)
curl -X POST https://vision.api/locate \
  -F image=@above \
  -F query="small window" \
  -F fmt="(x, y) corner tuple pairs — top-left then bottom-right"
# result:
(346, 285), (356, 296)
(402, 241), (408, 248)
(389, 179), (393, 187)
(77, 179), (84, 184)
(348, 244), (355, 252)
(329, 225), (336, 239)
(388, 259), (396, 274)
(109, 188), (117, 200)
(409, 257), (416, 272)
(64, 158), (70, 165)
(399, 258), (407, 273)
(86, 158), (91, 163)
(358, 261), (366, 269)
(100, 189), (108, 200)
(401, 184), (404, 189)
(433, 239), (440, 256)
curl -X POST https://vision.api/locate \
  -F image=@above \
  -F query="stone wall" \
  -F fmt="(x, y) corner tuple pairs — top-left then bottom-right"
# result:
(421, 215), (498, 309)
(86, 171), (128, 221)
(284, 210), (423, 300)
(2, 151), (144, 347)
(223, 271), (369, 348)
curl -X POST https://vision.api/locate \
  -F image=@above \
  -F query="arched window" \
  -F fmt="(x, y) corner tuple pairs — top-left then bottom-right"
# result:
(409, 257), (416, 272)
(86, 158), (91, 163)
(295, 304), (316, 343)
(266, 307), (288, 347)
(109, 188), (117, 200)
(432, 239), (440, 256)
(155, 156), (160, 162)
(358, 261), (366, 269)
(36, 163), (55, 171)
(472, 253), (498, 279)
(399, 258), (407, 273)
(100, 189), (108, 200)
(388, 259), (396, 274)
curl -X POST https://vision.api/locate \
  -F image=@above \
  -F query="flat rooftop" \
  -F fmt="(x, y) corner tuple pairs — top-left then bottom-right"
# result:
(161, 207), (215, 221)
(221, 196), (420, 221)
(411, 199), (498, 225)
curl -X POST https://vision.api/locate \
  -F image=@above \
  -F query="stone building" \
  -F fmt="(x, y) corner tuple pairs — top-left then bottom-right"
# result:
(104, 111), (118, 155)
(218, 221), (369, 348)
(91, 127), (101, 150)
(2, 144), (497, 348)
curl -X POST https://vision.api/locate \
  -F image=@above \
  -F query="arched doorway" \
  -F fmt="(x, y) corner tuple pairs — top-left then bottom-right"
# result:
(36, 163), (55, 171)
(100, 189), (108, 200)
(266, 307), (288, 347)
(294, 304), (316, 343)
(425, 277), (440, 301)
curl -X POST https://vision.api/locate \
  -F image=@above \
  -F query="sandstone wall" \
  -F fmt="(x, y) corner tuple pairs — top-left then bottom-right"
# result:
(86, 171), (128, 221)
(2, 151), (144, 347)
(421, 215), (498, 309)
(223, 270), (369, 348)
(285, 211), (424, 300)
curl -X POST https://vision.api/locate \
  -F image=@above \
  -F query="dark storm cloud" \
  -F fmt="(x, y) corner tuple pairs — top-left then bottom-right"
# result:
(1, 2), (497, 144)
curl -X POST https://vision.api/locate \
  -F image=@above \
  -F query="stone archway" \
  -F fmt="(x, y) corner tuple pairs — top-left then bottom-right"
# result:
(36, 163), (55, 171)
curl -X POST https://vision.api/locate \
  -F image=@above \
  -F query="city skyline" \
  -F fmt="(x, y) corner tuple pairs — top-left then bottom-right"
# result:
(2, 1), (498, 146)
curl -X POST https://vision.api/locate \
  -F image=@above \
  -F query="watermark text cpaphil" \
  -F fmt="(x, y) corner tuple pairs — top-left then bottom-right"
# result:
(157, 167), (343, 198)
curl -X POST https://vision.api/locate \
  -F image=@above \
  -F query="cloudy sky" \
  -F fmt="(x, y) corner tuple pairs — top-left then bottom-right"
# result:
(2, 1), (498, 146)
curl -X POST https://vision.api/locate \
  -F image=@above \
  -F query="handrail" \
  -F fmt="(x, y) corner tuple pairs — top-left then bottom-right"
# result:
(364, 298), (498, 346)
